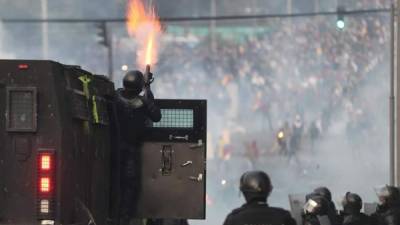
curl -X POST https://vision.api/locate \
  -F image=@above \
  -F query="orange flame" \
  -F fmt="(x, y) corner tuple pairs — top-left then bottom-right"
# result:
(126, 0), (162, 69)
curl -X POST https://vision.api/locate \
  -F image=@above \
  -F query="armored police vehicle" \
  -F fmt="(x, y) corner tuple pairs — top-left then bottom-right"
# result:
(0, 60), (207, 225)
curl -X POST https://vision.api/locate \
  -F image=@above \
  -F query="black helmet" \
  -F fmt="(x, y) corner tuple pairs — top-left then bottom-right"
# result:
(304, 193), (329, 215)
(123, 70), (145, 95)
(376, 185), (400, 207)
(314, 187), (332, 202)
(342, 192), (362, 213)
(240, 171), (272, 201)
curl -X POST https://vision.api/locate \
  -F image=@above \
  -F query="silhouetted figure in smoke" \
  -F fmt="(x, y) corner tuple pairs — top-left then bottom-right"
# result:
(338, 192), (371, 225)
(244, 140), (260, 169)
(288, 115), (303, 165)
(223, 171), (296, 225)
(277, 121), (290, 156)
(308, 121), (320, 153)
(371, 185), (400, 225)
(116, 70), (161, 225)
(290, 115), (303, 153)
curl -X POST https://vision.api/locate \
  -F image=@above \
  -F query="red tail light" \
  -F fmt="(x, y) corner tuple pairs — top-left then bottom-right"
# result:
(37, 149), (55, 219)
(40, 155), (51, 171)
(40, 177), (50, 193)
(18, 64), (29, 70)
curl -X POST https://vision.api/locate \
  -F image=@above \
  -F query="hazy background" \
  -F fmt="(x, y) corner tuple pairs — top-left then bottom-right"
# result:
(0, 0), (392, 224)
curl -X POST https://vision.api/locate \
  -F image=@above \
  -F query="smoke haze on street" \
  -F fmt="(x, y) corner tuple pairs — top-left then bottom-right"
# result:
(0, 1), (392, 224)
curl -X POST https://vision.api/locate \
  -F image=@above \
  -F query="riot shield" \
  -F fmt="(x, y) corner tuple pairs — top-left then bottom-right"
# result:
(288, 193), (306, 225)
(363, 202), (378, 215)
(134, 99), (207, 219)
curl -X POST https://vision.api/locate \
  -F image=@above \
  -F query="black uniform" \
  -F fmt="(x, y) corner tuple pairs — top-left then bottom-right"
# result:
(115, 88), (161, 143)
(371, 205), (400, 225)
(371, 186), (400, 225)
(225, 171), (296, 225)
(339, 212), (371, 225)
(223, 201), (296, 225)
(338, 192), (371, 225)
(302, 214), (320, 225)
(116, 87), (161, 223)
(146, 219), (189, 225)
(312, 187), (339, 225)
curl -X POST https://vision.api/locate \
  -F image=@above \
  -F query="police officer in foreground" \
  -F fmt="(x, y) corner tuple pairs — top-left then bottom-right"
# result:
(313, 187), (340, 225)
(313, 187), (337, 215)
(223, 171), (296, 225)
(339, 192), (371, 225)
(302, 193), (335, 225)
(371, 185), (400, 225)
(116, 70), (161, 225)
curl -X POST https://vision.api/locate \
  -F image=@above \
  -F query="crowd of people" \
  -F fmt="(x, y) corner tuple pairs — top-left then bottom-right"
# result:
(4, 0), (387, 164)
(141, 12), (392, 225)
(145, 11), (390, 161)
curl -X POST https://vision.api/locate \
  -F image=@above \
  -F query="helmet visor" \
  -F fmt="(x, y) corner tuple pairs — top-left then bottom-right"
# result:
(304, 199), (319, 214)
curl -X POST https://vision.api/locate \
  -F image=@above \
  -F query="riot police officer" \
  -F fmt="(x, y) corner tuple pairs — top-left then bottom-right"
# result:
(371, 185), (400, 225)
(302, 192), (332, 225)
(223, 171), (296, 225)
(313, 187), (338, 215)
(302, 193), (335, 225)
(116, 70), (161, 225)
(339, 192), (371, 225)
(312, 187), (339, 225)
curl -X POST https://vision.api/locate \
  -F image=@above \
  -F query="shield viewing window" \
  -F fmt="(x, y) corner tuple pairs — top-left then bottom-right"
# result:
(144, 100), (206, 143)
(6, 87), (37, 132)
(153, 109), (194, 128)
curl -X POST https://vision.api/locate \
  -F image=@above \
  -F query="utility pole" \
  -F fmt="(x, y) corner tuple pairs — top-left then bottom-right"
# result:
(95, 22), (113, 80)
(395, 0), (400, 186)
(314, 0), (320, 12)
(41, 0), (48, 59)
(286, 0), (292, 14)
(108, 34), (114, 81)
(210, 0), (217, 52)
(390, 3), (395, 186)
(287, 0), (292, 33)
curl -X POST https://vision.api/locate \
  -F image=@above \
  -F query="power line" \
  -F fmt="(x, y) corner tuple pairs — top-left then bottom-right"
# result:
(1, 8), (390, 24)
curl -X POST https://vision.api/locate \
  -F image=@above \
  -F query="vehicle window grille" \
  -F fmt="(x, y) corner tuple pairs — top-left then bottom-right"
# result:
(6, 87), (37, 132)
(153, 109), (193, 128)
